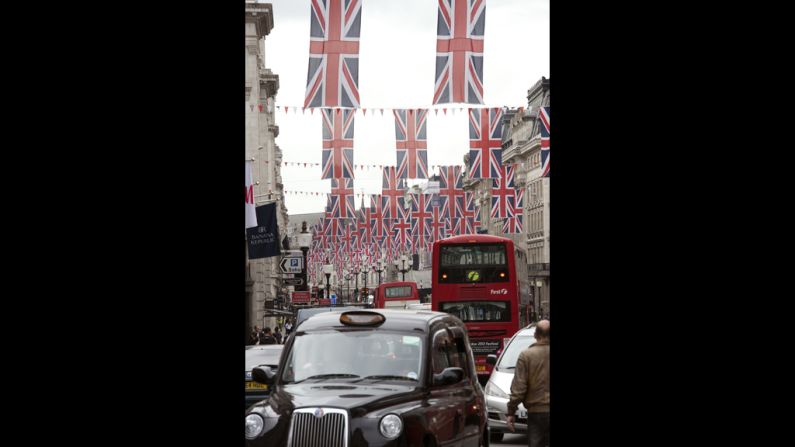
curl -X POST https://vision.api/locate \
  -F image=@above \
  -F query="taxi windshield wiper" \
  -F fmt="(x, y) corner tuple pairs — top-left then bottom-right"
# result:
(353, 375), (418, 383)
(292, 373), (360, 383)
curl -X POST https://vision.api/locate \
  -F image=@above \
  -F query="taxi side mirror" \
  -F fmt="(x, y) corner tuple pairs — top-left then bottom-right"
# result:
(486, 354), (498, 366)
(252, 366), (276, 385)
(433, 367), (464, 386)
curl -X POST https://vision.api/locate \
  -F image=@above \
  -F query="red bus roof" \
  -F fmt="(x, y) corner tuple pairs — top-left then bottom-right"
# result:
(435, 234), (514, 244)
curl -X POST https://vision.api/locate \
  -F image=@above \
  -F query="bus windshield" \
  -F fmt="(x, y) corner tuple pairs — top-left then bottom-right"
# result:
(440, 243), (507, 266)
(438, 243), (509, 283)
(439, 301), (510, 322)
(385, 286), (413, 298)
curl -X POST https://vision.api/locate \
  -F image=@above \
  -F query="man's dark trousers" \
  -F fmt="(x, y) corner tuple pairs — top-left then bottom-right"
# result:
(527, 412), (549, 447)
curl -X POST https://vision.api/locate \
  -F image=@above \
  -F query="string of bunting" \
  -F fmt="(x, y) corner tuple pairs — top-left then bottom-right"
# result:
(277, 161), (465, 172)
(248, 99), (528, 117)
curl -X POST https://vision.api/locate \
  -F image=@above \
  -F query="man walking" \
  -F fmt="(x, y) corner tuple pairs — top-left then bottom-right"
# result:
(258, 327), (277, 345)
(506, 320), (550, 447)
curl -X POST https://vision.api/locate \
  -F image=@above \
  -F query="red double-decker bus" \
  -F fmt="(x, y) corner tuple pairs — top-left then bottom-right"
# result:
(432, 234), (519, 382)
(372, 281), (420, 309)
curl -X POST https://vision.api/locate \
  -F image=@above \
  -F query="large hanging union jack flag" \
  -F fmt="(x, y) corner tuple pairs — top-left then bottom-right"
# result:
(539, 106), (550, 178)
(502, 189), (524, 234)
(330, 178), (356, 219)
(321, 108), (355, 179)
(393, 206), (413, 252)
(394, 109), (429, 179)
(370, 194), (389, 241)
(491, 164), (515, 219)
(381, 166), (406, 220)
(433, 0), (486, 104)
(410, 192), (432, 251)
(438, 165), (465, 219)
(305, 0), (362, 108)
(468, 107), (504, 179)
(463, 191), (480, 234)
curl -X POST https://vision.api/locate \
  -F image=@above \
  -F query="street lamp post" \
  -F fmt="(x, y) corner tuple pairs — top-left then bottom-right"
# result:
(297, 222), (312, 291)
(353, 266), (360, 303)
(363, 264), (370, 300)
(375, 259), (384, 287)
(323, 263), (333, 305)
(395, 254), (409, 282)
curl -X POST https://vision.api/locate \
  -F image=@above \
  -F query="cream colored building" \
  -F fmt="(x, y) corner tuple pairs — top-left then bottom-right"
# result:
(245, 1), (288, 331)
(502, 77), (551, 318)
(460, 77), (550, 321)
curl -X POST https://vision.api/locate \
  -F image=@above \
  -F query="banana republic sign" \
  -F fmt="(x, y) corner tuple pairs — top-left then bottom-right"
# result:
(246, 203), (281, 259)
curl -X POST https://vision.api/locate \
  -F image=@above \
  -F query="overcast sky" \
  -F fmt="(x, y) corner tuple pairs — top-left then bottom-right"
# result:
(261, 0), (549, 215)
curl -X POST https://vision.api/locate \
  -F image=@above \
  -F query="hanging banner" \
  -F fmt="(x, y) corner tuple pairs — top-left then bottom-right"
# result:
(246, 203), (281, 259)
(433, 0), (486, 104)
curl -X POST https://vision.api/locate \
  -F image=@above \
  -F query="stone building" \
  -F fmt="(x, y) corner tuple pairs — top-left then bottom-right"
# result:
(461, 76), (550, 323)
(502, 77), (551, 319)
(245, 1), (288, 331)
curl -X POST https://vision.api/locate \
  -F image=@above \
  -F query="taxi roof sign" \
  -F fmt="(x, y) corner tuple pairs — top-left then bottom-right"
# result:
(340, 311), (386, 326)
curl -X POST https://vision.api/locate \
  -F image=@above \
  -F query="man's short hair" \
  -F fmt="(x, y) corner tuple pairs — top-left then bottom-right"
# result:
(535, 324), (550, 339)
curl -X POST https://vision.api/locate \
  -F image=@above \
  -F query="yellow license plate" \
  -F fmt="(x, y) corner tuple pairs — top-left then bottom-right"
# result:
(246, 382), (268, 390)
(476, 365), (487, 372)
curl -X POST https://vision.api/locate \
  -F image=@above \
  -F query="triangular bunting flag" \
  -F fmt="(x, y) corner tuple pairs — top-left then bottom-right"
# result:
(310, 108), (314, 115)
(434, 109), (439, 116)
(443, 108), (447, 115)
(258, 104), (264, 112)
(283, 106), (288, 113)
(380, 109), (384, 116)
(302, 107), (306, 114)
(363, 108), (367, 116)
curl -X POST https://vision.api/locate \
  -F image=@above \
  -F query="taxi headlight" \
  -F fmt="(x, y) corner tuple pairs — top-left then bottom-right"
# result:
(485, 381), (510, 399)
(245, 414), (265, 439)
(379, 414), (402, 439)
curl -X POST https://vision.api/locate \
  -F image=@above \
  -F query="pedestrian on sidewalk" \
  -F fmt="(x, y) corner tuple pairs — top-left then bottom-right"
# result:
(506, 320), (550, 447)
(259, 327), (277, 345)
(273, 327), (283, 344)
(249, 326), (260, 345)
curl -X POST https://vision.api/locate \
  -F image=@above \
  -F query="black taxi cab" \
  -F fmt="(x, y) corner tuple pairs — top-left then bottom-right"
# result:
(245, 309), (490, 447)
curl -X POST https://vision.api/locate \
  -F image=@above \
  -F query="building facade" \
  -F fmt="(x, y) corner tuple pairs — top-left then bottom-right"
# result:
(502, 77), (551, 319)
(245, 1), (288, 331)
(460, 77), (550, 322)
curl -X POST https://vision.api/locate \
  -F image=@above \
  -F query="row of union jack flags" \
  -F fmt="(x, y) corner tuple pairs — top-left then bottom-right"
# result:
(320, 107), (512, 181)
(306, 163), (526, 281)
(305, 0), (489, 108)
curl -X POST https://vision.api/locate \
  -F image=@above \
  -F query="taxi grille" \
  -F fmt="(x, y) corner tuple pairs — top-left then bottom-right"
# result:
(288, 408), (348, 447)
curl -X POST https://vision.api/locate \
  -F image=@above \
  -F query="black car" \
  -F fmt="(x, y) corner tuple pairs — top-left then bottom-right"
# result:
(245, 344), (284, 409)
(245, 309), (489, 447)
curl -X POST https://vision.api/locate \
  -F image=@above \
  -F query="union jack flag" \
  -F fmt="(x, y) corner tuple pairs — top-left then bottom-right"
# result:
(429, 199), (449, 242)
(305, 0), (362, 108)
(433, 0), (486, 104)
(370, 194), (390, 241)
(394, 109), (429, 179)
(410, 192), (433, 252)
(357, 198), (371, 247)
(491, 164), (515, 219)
(323, 216), (341, 249)
(465, 191), (481, 233)
(502, 188), (524, 234)
(468, 107), (503, 179)
(393, 206), (413, 252)
(539, 106), (550, 178)
(381, 166), (406, 220)
(330, 178), (356, 219)
(340, 220), (355, 253)
(321, 108), (355, 180)
(438, 165), (465, 219)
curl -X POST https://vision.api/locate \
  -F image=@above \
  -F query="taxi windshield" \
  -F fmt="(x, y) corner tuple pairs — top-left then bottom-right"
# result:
(281, 330), (424, 384)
